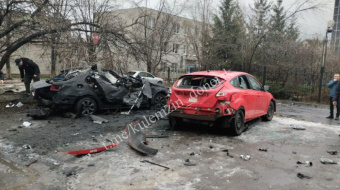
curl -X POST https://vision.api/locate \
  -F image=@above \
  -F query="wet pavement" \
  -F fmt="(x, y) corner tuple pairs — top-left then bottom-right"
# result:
(0, 100), (339, 189)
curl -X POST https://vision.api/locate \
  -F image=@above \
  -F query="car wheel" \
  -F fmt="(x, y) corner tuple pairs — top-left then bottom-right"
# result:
(262, 101), (274, 121)
(75, 97), (98, 116)
(230, 109), (245, 136)
(152, 93), (167, 110)
(169, 116), (182, 130)
(157, 81), (163, 84)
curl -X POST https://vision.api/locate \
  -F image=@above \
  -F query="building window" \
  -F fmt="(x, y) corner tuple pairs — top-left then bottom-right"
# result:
(183, 44), (188, 55)
(171, 63), (177, 72)
(148, 17), (155, 29)
(173, 44), (179, 53)
(162, 42), (169, 52)
(173, 23), (180, 33)
(184, 26), (189, 35)
(195, 26), (199, 35)
(161, 62), (167, 72)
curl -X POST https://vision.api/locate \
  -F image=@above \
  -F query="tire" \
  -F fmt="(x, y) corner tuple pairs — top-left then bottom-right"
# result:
(152, 93), (167, 110)
(262, 101), (274, 121)
(229, 109), (245, 136)
(75, 97), (98, 116)
(169, 116), (182, 130)
(157, 81), (163, 84)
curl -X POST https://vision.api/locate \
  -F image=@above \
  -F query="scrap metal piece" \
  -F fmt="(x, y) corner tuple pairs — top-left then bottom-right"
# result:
(291, 124), (306, 130)
(126, 124), (158, 156)
(64, 143), (119, 155)
(320, 158), (337, 164)
(29, 108), (51, 119)
(327, 150), (338, 155)
(141, 160), (169, 170)
(184, 159), (196, 166)
(90, 115), (109, 124)
(297, 173), (312, 179)
(26, 159), (38, 167)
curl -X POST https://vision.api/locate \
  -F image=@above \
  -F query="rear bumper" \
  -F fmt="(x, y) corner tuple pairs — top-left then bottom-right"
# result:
(169, 111), (219, 121)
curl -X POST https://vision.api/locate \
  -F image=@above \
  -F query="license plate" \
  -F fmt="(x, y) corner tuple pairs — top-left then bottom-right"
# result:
(189, 97), (197, 103)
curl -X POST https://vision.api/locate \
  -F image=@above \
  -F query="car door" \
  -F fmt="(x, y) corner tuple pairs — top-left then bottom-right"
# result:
(246, 75), (267, 116)
(237, 75), (257, 119)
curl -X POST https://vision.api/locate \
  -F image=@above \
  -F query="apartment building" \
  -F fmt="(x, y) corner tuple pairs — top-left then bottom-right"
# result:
(101, 7), (207, 77)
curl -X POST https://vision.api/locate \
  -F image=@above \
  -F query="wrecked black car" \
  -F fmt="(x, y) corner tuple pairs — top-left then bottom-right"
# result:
(32, 67), (169, 115)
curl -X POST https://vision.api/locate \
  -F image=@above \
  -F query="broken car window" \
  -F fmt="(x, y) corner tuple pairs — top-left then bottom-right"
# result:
(176, 76), (224, 89)
(238, 76), (250, 89)
(246, 75), (262, 91)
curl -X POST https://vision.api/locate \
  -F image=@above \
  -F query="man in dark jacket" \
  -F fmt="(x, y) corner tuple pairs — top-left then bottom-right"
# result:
(0, 70), (4, 84)
(15, 58), (40, 97)
(327, 74), (339, 119)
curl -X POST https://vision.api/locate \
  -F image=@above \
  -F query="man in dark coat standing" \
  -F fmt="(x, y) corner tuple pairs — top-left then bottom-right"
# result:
(15, 58), (40, 97)
(327, 74), (339, 119)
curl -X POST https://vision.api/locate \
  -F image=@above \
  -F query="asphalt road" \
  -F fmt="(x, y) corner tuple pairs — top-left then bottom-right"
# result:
(0, 100), (339, 190)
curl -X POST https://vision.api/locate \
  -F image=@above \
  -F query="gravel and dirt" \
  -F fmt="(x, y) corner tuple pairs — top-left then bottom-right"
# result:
(0, 97), (340, 190)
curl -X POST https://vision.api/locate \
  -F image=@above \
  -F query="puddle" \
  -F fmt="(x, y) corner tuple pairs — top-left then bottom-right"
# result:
(0, 154), (36, 190)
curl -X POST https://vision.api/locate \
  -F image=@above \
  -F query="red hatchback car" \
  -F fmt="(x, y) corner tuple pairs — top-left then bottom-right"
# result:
(167, 71), (275, 135)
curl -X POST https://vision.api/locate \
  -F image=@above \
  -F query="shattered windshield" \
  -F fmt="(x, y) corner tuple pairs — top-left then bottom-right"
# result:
(176, 76), (224, 89)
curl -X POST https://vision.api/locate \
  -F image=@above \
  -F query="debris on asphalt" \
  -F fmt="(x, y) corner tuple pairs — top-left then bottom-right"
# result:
(22, 144), (32, 149)
(184, 159), (197, 166)
(291, 124), (306, 130)
(320, 158), (337, 164)
(63, 112), (77, 119)
(22, 121), (31, 127)
(190, 152), (195, 156)
(297, 173), (312, 179)
(63, 143), (119, 155)
(305, 161), (313, 167)
(222, 149), (234, 158)
(327, 151), (338, 155)
(63, 167), (78, 177)
(8, 129), (17, 132)
(5, 103), (15, 108)
(87, 163), (95, 167)
(16, 102), (23, 107)
(141, 160), (170, 170)
(209, 145), (214, 149)
(29, 108), (51, 119)
(240, 155), (251, 161)
(292, 151), (297, 154)
(146, 135), (169, 138)
(90, 115), (109, 124)
(259, 148), (268, 152)
(25, 159), (38, 167)
(126, 122), (158, 156)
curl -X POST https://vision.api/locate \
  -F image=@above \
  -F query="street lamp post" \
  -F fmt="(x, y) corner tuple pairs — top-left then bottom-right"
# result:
(318, 20), (334, 103)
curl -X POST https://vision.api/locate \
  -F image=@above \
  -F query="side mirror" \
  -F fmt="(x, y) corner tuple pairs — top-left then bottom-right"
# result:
(263, 85), (270, 91)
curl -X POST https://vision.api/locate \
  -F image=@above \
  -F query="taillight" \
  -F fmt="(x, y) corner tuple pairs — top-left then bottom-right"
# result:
(50, 85), (61, 91)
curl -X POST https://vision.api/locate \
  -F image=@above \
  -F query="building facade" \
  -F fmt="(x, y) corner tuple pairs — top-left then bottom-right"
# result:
(102, 7), (209, 79)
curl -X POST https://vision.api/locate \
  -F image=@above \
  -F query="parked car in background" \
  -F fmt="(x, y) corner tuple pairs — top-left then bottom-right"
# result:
(32, 67), (169, 115)
(167, 71), (275, 136)
(128, 71), (164, 84)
